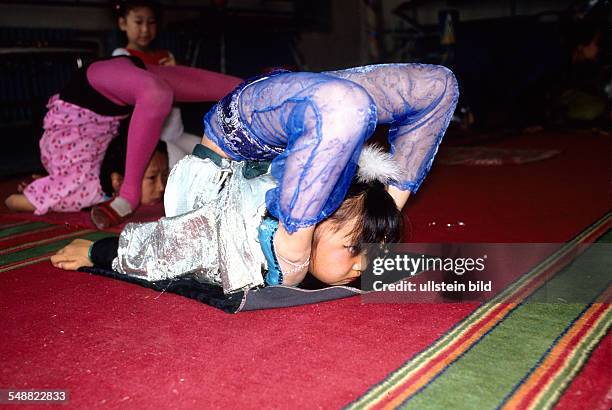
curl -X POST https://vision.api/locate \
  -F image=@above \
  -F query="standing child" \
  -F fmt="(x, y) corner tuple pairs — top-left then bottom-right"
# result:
(112, 1), (175, 66)
(112, 0), (201, 165)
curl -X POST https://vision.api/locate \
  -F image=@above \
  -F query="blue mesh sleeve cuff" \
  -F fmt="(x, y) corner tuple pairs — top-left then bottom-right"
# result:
(258, 217), (283, 285)
(388, 179), (418, 193)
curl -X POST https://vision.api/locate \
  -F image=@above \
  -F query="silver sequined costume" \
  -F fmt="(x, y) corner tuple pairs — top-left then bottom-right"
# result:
(113, 149), (275, 293)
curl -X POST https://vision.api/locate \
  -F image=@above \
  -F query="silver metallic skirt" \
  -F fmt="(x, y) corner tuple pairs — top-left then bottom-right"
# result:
(112, 153), (276, 293)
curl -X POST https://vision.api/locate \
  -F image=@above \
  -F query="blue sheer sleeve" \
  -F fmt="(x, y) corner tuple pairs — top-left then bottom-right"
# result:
(237, 72), (377, 233)
(325, 63), (459, 192)
(231, 64), (458, 233)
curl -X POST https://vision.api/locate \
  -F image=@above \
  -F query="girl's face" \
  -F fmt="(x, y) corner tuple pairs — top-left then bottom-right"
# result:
(309, 218), (366, 285)
(111, 150), (168, 206)
(140, 150), (169, 205)
(119, 6), (157, 51)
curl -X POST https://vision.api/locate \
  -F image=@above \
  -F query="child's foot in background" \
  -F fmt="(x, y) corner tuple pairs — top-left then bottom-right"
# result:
(90, 197), (133, 229)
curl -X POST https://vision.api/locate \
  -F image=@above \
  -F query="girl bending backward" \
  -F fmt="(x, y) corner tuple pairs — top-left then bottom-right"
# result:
(52, 64), (458, 291)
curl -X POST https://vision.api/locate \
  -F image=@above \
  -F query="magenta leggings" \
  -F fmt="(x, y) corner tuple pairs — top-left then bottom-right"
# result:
(87, 57), (241, 209)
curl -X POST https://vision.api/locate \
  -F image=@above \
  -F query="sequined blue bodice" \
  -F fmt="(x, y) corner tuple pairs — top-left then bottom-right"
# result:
(203, 71), (288, 161)
(203, 64), (459, 232)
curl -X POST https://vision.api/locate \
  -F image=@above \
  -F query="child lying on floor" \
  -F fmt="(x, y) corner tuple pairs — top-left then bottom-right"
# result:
(99, 137), (170, 208)
(51, 63), (458, 291)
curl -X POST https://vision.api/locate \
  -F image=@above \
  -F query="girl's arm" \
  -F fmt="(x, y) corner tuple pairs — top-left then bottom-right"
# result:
(387, 186), (411, 211)
(272, 224), (314, 286)
(270, 64), (458, 285)
(237, 73), (379, 285)
(325, 64), (459, 209)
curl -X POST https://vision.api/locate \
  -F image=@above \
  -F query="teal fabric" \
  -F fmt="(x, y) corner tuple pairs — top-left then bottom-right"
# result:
(258, 217), (282, 285)
(192, 144), (271, 179)
(192, 144), (224, 166)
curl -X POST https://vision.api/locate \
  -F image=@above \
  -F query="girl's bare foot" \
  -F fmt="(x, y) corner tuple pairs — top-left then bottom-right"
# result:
(5, 194), (36, 212)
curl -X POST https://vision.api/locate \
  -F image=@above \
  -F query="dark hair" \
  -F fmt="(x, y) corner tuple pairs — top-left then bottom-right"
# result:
(99, 129), (168, 197)
(113, 0), (161, 20)
(318, 178), (403, 252)
(301, 179), (403, 290)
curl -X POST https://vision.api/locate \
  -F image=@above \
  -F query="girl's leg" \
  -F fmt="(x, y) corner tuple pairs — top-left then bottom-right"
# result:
(325, 64), (459, 195)
(88, 59), (242, 214)
(239, 72), (378, 232)
(20, 95), (118, 215)
(87, 58), (174, 212)
(145, 64), (242, 102)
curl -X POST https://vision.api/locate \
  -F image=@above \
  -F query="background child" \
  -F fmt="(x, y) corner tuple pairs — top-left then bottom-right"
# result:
(112, 0), (175, 66)
(4, 56), (241, 229)
(100, 136), (169, 207)
(112, 0), (201, 162)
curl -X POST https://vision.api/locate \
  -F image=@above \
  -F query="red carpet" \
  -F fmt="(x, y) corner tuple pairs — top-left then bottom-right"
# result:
(437, 146), (560, 166)
(0, 132), (609, 408)
(555, 331), (612, 410)
(406, 132), (610, 243)
(0, 202), (165, 233)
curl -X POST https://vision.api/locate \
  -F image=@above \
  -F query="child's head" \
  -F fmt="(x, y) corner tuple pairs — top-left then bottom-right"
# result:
(100, 136), (169, 206)
(308, 179), (402, 285)
(115, 1), (161, 51)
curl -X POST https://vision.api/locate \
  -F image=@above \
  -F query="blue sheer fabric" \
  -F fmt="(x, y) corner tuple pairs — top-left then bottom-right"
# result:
(203, 64), (459, 233)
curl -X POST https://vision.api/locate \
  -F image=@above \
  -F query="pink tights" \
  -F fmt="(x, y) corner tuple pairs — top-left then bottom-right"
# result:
(87, 57), (241, 209)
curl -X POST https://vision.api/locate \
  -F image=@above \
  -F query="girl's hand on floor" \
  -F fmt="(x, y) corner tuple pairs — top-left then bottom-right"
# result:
(51, 239), (94, 270)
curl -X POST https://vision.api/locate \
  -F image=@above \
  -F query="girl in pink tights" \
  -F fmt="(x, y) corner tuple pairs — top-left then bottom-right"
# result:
(5, 56), (241, 228)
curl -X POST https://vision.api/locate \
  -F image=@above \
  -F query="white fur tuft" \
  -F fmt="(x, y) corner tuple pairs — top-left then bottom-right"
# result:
(357, 144), (401, 184)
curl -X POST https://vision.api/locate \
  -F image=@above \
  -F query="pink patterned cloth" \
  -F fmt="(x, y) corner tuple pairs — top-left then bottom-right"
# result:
(23, 95), (126, 215)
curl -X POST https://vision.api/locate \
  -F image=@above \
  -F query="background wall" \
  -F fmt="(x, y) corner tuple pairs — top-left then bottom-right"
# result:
(298, 0), (364, 70)
(1, 1), (363, 71)
(0, 0), (594, 71)
(0, 0), (608, 176)
(382, 0), (575, 26)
